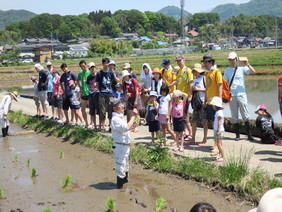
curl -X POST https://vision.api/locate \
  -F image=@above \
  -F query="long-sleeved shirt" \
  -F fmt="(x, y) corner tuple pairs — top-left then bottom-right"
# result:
(111, 112), (130, 144)
(0, 95), (12, 115)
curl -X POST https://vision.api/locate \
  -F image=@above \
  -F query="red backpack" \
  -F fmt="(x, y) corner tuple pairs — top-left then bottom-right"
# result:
(216, 70), (231, 103)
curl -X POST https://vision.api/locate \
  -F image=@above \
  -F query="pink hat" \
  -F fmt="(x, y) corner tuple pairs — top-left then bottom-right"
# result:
(69, 80), (75, 86)
(255, 104), (267, 113)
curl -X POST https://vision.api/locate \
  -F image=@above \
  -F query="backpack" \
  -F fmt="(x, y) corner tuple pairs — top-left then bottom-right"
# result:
(191, 91), (203, 111)
(216, 70), (231, 103)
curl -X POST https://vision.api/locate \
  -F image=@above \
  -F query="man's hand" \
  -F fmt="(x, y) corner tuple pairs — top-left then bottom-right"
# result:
(132, 108), (138, 116)
(3, 115), (7, 120)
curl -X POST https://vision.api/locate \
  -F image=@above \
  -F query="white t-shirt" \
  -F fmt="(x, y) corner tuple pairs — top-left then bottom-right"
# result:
(214, 110), (225, 132)
(192, 75), (205, 102)
(158, 94), (171, 115)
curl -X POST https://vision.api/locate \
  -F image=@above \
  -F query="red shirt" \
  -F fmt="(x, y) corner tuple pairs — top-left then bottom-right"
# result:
(122, 78), (139, 98)
(278, 74), (282, 86)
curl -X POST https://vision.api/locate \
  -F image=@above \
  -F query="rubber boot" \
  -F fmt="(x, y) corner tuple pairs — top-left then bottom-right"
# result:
(117, 176), (124, 189)
(2, 128), (6, 137)
(245, 121), (254, 141)
(124, 172), (129, 184)
(5, 126), (9, 136)
(234, 123), (240, 141)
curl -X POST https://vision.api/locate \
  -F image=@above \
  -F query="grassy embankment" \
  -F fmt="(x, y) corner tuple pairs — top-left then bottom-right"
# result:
(9, 110), (282, 204)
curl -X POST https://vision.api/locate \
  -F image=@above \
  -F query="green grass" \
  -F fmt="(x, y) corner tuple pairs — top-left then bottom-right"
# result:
(105, 198), (116, 212)
(13, 154), (19, 162)
(59, 151), (64, 159)
(9, 110), (282, 203)
(155, 197), (167, 212)
(42, 209), (52, 212)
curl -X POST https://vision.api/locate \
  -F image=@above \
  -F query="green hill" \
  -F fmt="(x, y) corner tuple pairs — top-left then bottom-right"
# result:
(0, 9), (36, 30)
(157, 6), (191, 20)
(211, 0), (282, 21)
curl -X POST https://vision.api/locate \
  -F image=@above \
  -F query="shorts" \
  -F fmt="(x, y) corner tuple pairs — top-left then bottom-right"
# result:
(71, 104), (80, 110)
(206, 104), (216, 122)
(192, 108), (207, 123)
(34, 97), (40, 106)
(214, 130), (224, 138)
(158, 114), (169, 124)
(53, 96), (63, 108)
(47, 92), (54, 106)
(173, 117), (184, 132)
(127, 97), (136, 110)
(148, 120), (160, 132)
(38, 91), (48, 106)
(81, 95), (89, 101)
(63, 96), (72, 110)
(89, 93), (99, 116)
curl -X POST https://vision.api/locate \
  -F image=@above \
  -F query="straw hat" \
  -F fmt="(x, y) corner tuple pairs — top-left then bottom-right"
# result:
(122, 70), (131, 78)
(172, 90), (182, 98)
(210, 96), (222, 108)
(10, 91), (18, 102)
(152, 68), (162, 75)
(124, 63), (131, 69)
(88, 62), (95, 68)
(192, 63), (205, 73)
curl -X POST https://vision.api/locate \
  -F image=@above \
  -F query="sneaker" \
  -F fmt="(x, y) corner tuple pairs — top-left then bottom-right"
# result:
(173, 148), (179, 152)
(198, 141), (207, 146)
(215, 158), (224, 162)
(184, 134), (192, 141)
(275, 139), (282, 145)
(179, 147), (184, 152)
(57, 119), (63, 124)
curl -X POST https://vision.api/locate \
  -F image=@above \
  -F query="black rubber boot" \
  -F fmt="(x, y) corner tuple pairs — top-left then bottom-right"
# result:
(5, 126), (9, 136)
(117, 176), (124, 189)
(2, 128), (6, 137)
(124, 172), (129, 184)
(234, 123), (240, 141)
(245, 121), (254, 141)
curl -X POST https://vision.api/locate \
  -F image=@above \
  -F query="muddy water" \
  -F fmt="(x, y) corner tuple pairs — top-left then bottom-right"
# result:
(0, 125), (253, 212)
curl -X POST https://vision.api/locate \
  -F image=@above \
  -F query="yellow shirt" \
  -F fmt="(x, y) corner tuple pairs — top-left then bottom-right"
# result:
(205, 68), (223, 104)
(176, 66), (193, 95)
(161, 67), (176, 93)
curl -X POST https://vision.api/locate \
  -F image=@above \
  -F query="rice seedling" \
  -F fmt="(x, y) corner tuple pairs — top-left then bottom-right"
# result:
(42, 208), (52, 212)
(155, 197), (167, 212)
(61, 175), (72, 190)
(26, 158), (31, 167)
(13, 153), (19, 162)
(0, 189), (4, 199)
(105, 198), (116, 212)
(59, 151), (64, 159)
(31, 168), (37, 177)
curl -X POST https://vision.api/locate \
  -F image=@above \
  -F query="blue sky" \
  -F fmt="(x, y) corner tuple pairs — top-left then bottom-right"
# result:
(3, 0), (250, 15)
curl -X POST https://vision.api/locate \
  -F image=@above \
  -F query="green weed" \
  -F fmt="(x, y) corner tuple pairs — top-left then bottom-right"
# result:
(31, 168), (37, 177)
(42, 209), (52, 212)
(61, 175), (72, 190)
(0, 189), (4, 199)
(60, 151), (64, 159)
(13, 154), (19, 162)
(155, 197), (167, 212)
(26, 158), (31, 167)
(105, 198), (116, 212)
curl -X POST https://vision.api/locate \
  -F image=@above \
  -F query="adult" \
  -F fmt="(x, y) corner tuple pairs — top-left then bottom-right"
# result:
(278, 74), (282, 117)
(34, 64), (48, 118)
(151, 68), (166, 97)
(140, 63), (153, 106)
(202, 54), (222, 151)
(124, 63), (137, 79)
(122, 69), (140, 132)
(175, 55), (193, 140)
(86, 62), (99, 129)
(223, 52), (255, 141)
(109, 60), (120, 91)
(96, 58), (116, 130)
(110, 98), (138, 189)
(0, 91), (18, 137)
(160, 58), (177, 93)
(52, 69), (64, 123)
(77, 60), (91, 127)
(46, 62), (55, 119)
(59, 63), (77, 124)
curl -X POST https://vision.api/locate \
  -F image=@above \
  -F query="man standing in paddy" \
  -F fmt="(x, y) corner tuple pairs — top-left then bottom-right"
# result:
(110, 98), (137, 189)
(77, 60), (91, 127)
(224, 52), (255, 141)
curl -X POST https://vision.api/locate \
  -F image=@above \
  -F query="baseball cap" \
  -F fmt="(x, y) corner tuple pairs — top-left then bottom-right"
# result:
(161, 58), (171, 67)
(175, 55), (184, 61)
(88, 62), (96, 68)
(255, 104), (267, 113)
(228, 52), (238, 59)
(46, 61), (52, 66)
(31, 76), (37, 81)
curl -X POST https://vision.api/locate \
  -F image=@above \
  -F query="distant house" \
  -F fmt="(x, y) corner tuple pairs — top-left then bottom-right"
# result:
(164, 33), (179, 38)
(156, 41), (168, 45)
(23, 38), (59, 45)
(262, 37), (276, 47)
(34, 45), (52, 63)
(122, 33), (139, 40)
(188, 30), (199, 37)
(68, 44), (89, 57)
(14, 44), (35, 58)
(172, 37), (190, 47)
(140, 36), (151, 44)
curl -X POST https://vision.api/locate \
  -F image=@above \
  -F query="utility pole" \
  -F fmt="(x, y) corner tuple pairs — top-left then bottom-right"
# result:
(180, 0), (185, 47)
(275, 17), (278, 49)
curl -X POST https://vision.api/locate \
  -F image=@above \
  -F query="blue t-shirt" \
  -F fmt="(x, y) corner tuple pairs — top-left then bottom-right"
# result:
(86, 74), (99, 95)
(47, 70), (53, 92)
(223, 66), (250, 97)
(96, 70), (114, 96)
(38, 70), (48, 92)
(60, 71), (77, 97)
(108, 69), (119, 92)
(146, 103), (159, 122)
(112, 91), (124, 103)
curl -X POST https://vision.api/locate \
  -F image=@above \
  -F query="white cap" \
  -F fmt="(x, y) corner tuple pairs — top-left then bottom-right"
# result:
(46, 61), (52, 66)
(88, 62), (96, 68)
(109, 60), (116, 65)
(149, 91), (158, 97)
(210, 96), (223, 108)
(228, 52), (238, 59)
(122, 70), (131, 78)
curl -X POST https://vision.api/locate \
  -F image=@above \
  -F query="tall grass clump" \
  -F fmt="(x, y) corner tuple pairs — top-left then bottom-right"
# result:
(61, 175), (72, 190)
(105, 198), (116, 212)
(13, 153), (19, 162)
(155, 197), (167, 212)
(59, 151), (64, 159)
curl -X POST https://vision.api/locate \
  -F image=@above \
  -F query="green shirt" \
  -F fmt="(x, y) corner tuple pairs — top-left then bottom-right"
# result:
(77, 70), (91, 96)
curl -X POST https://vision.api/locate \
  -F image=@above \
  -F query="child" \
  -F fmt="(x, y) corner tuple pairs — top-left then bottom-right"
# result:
(69, 80), (84, 126)
(210, 96), (225, 162)
(145, 91), (160, 143)
(113, 83), (124, 103)
(157, 85), (176, 146)
(52, 70), (64, 123)
(190, 63), (208, 145)
(31, 76), (41, 116)
(151, 68), (166, 97)
(170, 90), (188, 152)
(255, 104), (282, 145)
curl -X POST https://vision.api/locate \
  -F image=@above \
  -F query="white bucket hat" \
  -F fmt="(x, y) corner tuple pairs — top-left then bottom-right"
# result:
(149, 91), (158, 97)
(122, 70), (131, 78)
(210, 96), (223, 108)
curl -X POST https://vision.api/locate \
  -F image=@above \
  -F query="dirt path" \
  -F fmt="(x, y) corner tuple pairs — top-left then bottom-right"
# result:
(0, 125), (253, 212)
